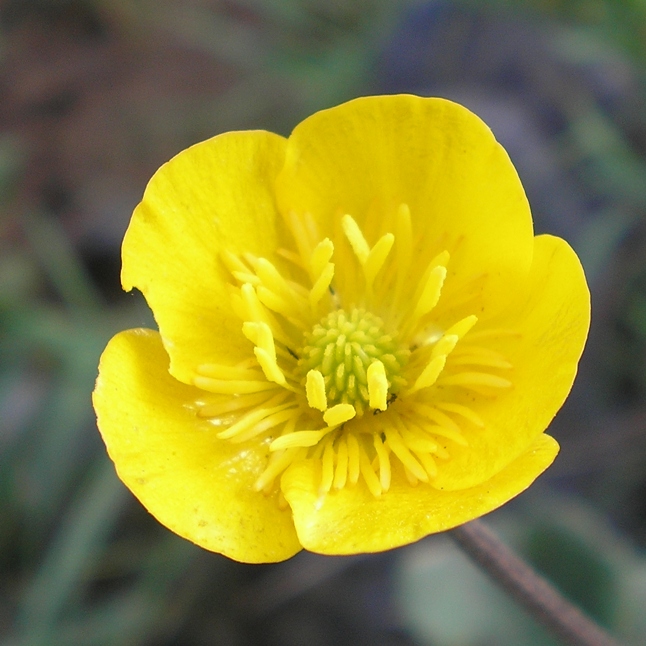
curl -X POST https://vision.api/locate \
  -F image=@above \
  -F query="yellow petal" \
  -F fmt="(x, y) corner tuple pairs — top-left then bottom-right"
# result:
(122, 131), (288, 385)
(93, 328), (301, 563)
(432, 234), (590, 490)
(281, 434), (558, 555)
(276, 94), (534, 314)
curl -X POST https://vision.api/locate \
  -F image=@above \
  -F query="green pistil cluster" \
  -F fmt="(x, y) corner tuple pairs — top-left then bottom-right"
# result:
(298, 308), (409, 410)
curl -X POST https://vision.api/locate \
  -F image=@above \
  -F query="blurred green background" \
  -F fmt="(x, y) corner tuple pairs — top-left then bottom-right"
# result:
(3, 0), (646, 644)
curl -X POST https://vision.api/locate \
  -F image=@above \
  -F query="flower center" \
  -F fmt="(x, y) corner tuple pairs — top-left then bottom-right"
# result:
(195, 205), (515, 500)
(298, 308), (409, 416)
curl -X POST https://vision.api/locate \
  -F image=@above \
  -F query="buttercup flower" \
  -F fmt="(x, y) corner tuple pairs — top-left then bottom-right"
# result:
(93, 95), (590, 563)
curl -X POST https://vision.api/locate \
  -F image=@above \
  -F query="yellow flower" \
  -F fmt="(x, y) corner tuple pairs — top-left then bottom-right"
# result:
(93, 95), (590, 563)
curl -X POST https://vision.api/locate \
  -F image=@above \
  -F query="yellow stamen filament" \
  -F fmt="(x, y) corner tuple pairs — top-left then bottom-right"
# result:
(359, 446), (382, 497)
(254, 348), (286, 385)
(399, 427), (438, 453)
(231, 408), (300, 443)
(436, 402), (485, 428)
(367, 360), (388, 410)
(232, 270), (261, 284)
(450, 354), (513, 369)
(445, 314), (479, 338)
(256, 258), (309, 306)
(345, 433), (360, 484)
(413, 265), (446, 321)
(285, 210), (315, 262)
(306, 369), (327, 411)
(409, 355), (446, 394)
(408, 418), (469, 446)
(415, 451), (438, 478)
(385, 426), (428, 482)
(392, 203), (413, 312)
(373, 434), (391, 491)
(276, 247), (303, 267)
(405, 468), (419, 486)
(431, 333), (459, 359)
(342, 214), (370, 264)
(256, 285), (306, 327)
(323, 403), (356, 426)
(215, 402), (296, 440)
(242, 321), (286, 385)
(364, 233), (394, 289)
(270, 429), (328, 451)
(310, 238), (335, 279)
(239, 283), (291, 346)
(320, 439), (335, 494)
(410, 403), (461, 431)
(196, 363), (265, 381)
(333, 436), (349, 490)
(221, 249), (253, 275)
(194, 376), (277, 394)
(197, 391), (274, 418)
(439, 372), (513, 389)
(254, 447), (305, 492)
(310, 262), (335, 307)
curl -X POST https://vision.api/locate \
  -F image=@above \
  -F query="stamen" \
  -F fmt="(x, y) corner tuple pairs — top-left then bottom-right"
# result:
(364, 233), (394, 289)
(436, 401), (485, 428)
(215, 401), (296, 440)
(197, 391), (273, 418)
(408, 418), (469, 447)
(431, 334), (459, 359)
(310, 238), (335, 279)
(399, 426), (438, 453)
(310, 262), (335, 307)
(413, 265), (447, 321)
(276, 247), (304, 268)
(438, 372), (513, 389)
(194, 376), (277, 394)
(221, 249), (252, 275)
(254, 447), (305, 492)
(242, 321), (286, 385)
(320, 439), (335, 494)
(415, 451), (438, 478)
(367, 360), (388, 410)
(450, 354), (513, 369)
(285, 210), (315, 263)
(196, 363), (265, 381)
(373, 433), (391, 491)
(306, 369), (327, 411)
(410, 403), (461, 431)
(333, 436), (349, 489)
(323, 403), (356, 426)
(270, 429), (328, 451)
(239, 283), (291, 346)
(445, 314), (478, 339)
(342, 214), (370, 264)
(256, 285), (306, 327)
(347, 433), (361, 484)
(359, 445), (382, 496)
(400, 250), (450, 335)
(408, 355), (446, 394)
(229, 407), (300, 443)
(385, 424), (428, 482)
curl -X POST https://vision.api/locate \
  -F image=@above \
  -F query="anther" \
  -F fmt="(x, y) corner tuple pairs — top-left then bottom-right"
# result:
(306, 369), (327, 411)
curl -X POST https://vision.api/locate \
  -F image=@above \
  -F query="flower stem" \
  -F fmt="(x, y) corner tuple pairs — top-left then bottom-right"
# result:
(450, 519), (622, 646)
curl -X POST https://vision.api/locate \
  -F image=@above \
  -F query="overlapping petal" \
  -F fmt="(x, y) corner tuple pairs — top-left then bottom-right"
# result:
(122, 131), (289, 385)
(93, 328), (301, 563)
(275, 94), (534, 315)
(282, 434), (558, 554)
